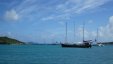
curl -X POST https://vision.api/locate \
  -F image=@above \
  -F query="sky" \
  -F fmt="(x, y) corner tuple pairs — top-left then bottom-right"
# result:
(0, 0), (113, 44)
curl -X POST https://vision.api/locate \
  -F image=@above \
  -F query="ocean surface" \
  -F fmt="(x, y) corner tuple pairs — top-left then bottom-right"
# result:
(0, 45), (113, 64)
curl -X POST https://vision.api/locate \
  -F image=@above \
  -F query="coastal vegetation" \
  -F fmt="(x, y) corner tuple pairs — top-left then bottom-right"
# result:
(0, 36), (25, 45)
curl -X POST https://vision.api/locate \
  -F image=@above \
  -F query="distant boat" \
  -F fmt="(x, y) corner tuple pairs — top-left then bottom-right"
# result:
(61, 21), (92, 48)
(98, 43), (104, 47)
(94, 28), (104, 47)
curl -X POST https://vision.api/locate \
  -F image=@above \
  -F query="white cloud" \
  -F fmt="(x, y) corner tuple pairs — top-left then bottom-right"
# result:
(50, 33), (56, 38)
(41, 16), (54, 21)
(78, 0), (109, 13)
(75, 0), (109, 13)
(58, 21), (65, 25)
(109, 16), (113, 32)
(75, 16), (113, 42)
(16, 0), (37, 12)
(99, 16), (113, 38)
(42, 0), (111, 21)
(4, 9), (19, 21)
(41, 14), (71, 21)
(56, 0), (111, 14)
(76, 27), (96, 40)
(7, 32), (12, 35)
(7, 0), (111, 22)
(88, 20), (94, 24)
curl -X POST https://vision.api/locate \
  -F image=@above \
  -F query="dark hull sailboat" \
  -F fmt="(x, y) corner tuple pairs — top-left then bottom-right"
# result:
(61, 21), (92, 48)
(61, 44), (91, 48)
(61, 41), (92, 48)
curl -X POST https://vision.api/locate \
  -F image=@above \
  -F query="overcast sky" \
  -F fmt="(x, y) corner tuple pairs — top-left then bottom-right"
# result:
(0, 0), (113, 43)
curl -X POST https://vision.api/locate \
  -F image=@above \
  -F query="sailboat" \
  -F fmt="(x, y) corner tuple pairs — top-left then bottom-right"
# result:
(61, 21), (92, 48)
(96, 28), (104, 47)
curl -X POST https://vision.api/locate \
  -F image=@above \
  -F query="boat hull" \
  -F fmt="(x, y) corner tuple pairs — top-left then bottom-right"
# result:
(61, 44), (91, 48)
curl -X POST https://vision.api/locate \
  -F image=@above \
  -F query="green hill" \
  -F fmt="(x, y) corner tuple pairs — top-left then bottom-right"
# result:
(0, 36), (25, 44)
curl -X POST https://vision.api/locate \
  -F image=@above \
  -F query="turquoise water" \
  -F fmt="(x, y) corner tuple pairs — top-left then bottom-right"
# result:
(0, 45), (113, 64)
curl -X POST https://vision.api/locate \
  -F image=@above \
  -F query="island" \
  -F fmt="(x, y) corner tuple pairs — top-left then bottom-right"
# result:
(0, 36), (25, 45)
(98, 42), (113, 45)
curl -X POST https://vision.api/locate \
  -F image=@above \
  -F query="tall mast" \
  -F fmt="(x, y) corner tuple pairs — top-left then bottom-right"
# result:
(96, 28), (99, 43)
(83, 21), (85, 42)
(65, 21), (68, 43)
(74, 21), (76, 42)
